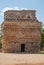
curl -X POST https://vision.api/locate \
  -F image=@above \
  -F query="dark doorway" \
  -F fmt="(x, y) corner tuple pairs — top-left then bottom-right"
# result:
(21, 44), (25, 52)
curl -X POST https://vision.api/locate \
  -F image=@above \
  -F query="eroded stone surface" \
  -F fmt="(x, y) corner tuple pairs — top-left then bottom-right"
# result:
(1, 10), (42, 53)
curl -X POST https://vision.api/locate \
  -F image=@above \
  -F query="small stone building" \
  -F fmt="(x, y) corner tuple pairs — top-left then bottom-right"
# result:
(1, 10), (42, 53)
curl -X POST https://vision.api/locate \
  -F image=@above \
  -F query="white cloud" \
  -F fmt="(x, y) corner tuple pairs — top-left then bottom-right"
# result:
(42, 24), (44, 28)
(0, 6), (28, 17)
(1, 7), (20, 13)
(1, 7), (28, 12)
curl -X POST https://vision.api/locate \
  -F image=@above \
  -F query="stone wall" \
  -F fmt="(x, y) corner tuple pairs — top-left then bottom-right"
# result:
(1, 10), (42, 53)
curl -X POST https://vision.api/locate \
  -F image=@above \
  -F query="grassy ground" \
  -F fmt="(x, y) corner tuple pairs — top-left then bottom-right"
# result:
(40, 51), (44, 54)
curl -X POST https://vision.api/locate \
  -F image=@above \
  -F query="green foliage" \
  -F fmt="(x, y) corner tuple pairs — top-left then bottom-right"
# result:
(42, 28), (44, 31)
(41, 28), (44, 47)
(40, 52), (44, 54)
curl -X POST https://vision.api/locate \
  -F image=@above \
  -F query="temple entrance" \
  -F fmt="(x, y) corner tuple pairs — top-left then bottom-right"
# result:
(21, 44), (25, 52)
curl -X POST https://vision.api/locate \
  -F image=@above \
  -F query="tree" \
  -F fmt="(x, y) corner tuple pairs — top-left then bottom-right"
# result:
(41, 28), (44, 50)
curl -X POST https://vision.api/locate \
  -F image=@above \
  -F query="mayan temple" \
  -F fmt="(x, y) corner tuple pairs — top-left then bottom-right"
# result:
(1, 10), (42, 53)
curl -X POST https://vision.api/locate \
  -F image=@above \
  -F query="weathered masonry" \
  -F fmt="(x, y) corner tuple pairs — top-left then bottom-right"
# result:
(1, 10), (42, 53)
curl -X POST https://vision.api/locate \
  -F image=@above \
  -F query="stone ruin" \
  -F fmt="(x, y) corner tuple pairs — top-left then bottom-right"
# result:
(1, 10), (42, 53)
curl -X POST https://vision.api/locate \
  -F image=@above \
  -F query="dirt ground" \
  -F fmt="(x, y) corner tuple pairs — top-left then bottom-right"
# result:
(0, 53), (44, 65)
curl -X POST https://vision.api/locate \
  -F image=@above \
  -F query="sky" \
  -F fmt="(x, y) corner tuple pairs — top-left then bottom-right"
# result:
(0, 0), (44, 25)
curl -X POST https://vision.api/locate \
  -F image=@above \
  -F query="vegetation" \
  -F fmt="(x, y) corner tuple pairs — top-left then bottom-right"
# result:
(40, 52), (44, 54)
(41, 28), (44, 49)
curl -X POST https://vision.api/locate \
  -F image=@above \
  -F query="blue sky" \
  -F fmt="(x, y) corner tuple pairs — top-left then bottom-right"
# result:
(0, 0), (44, 25)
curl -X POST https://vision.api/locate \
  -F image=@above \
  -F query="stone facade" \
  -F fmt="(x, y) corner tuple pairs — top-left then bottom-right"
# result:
(1, 10), (42, 53)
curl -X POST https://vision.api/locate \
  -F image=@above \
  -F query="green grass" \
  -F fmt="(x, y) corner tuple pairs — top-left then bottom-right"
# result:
(40, 52), (44, 54)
